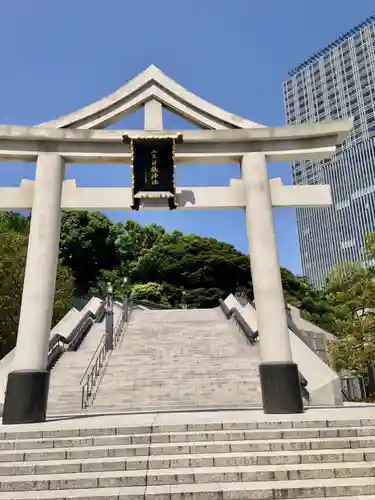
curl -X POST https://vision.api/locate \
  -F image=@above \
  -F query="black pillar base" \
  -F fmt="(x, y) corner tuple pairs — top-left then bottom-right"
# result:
(2, 370), (50, 425)
(259, 362), (304, 414)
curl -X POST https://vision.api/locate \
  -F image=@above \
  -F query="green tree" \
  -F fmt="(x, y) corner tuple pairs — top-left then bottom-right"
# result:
(112, 220), (328, 313)
(0, 229), (27, 357)
(0, 211), (29, 234)
(130, 282), (167, 304)
(53, 263), (75, 326)
(279, 268), (337, 332)
(89, 268), (130, 300)
(128, 232), (252, 307)
(324, 255), (375, 375)
(329, 314), (375, 376)
(0, 219), (74, 358)
(325, 261), (375, 325)
(59, 211), (121, 294)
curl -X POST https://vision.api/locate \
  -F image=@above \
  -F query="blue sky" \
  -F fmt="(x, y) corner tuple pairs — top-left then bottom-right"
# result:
(0, 0), (374, 275)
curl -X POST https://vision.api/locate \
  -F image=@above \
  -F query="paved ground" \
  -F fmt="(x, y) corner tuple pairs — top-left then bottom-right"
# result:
(2, 403), (375, 433)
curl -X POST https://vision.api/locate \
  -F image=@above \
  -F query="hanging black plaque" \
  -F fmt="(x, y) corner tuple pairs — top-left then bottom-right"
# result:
(127, 136), (180, 211)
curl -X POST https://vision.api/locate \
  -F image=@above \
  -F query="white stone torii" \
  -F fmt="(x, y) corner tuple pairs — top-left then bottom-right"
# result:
(0, 65), (352, 424)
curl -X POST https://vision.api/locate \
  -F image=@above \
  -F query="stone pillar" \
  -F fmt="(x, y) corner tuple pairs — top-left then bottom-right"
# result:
(241, 153), (303, 414)
(144, 99), (163, 130)
(3, 153), (65, 425)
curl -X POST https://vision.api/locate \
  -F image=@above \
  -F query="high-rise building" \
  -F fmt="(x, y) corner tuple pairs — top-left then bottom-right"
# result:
(284, 15), (375, 287)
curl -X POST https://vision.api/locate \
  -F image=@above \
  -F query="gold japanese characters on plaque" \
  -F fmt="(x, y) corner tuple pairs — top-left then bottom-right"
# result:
(123, 135), (182, 210)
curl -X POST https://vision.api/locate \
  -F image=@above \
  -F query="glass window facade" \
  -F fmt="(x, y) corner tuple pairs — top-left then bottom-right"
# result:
(283, 15), (375, 288)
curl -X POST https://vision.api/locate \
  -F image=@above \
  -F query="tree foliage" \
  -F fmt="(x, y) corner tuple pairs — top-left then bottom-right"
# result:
(59, 211), (121, 294)
(0, 212), (74, 358)
(122, 227), (253, 308)
(62, 214), (328, 318)
(323, 258), (375, 375)
(329, 314), (375, 376)
(130, 282), (167, 304)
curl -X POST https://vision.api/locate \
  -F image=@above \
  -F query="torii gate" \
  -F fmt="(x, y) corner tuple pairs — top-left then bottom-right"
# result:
(0, 65), (352, 424)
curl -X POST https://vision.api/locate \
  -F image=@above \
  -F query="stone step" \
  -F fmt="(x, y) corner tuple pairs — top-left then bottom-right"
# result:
(94, 378), (260, 384)
(3, 433), (375, 454)
(1, 461), (375, 491)
(1, 442), (375, 466)
(92, 389), (262, 395)
(47, 394), (83, 399)
(47, 401), (83, 406)
(99, 366), (261, 371)
(2, 447), (375, 474)
(47, 408), (84, 413)
(98, 373), (260, 377)
(88, 397), (263, 404)
(54, 393), (262, 400)
(0, 476), (374, 498)
(93, 390), (262, 395)
(63, 367), (258, 373)
(63, 401), (263, 409)
(106, 364), (252, 370)
(8, 426), (346, 447)
(86, 404), (261, 414)
(96, 372), (261, 378)
(97, 376), (259, 381)
(47, 406), (83, 411)
(2, 420), (375, 441)
(97, 373), (261, 378)
(47, 407), (268, 417)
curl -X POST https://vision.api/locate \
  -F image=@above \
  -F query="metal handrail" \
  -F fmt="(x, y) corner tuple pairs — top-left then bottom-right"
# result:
(219, 300), (258, 345)
(80, 300), (131, 409)
(79, 332), (106, 386)
(80, 335), (107, 410)
(113, 308), (127, 348)
(230, 308), (259, 345)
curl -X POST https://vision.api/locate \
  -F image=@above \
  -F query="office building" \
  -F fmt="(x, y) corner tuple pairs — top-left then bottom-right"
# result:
(284, 15), (375, 287)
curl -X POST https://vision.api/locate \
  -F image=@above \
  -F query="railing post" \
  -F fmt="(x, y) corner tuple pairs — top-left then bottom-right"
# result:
(122, 276), (129, 323)
(367, 362), (375, 397)
(123, 296), (129, 322)
(105, 282), (114, 351)
(360, 376), (367, 401)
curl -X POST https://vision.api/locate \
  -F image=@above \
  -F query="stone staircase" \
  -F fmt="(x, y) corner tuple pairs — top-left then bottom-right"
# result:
(47, 306), (121, 416)
(0, 416), (375, 498)
(90, 307), (263, 413)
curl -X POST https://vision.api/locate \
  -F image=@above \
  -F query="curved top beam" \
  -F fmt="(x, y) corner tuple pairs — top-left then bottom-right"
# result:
(38, 65), (265, 130)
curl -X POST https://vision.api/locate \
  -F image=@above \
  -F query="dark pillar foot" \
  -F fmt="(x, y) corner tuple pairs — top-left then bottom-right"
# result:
(259, 362), (304, 414)
(2, 370), (50, 425)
